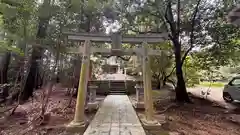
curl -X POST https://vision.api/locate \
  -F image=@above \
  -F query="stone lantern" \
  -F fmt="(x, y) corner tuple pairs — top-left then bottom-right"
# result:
(134, 80), (145, 109)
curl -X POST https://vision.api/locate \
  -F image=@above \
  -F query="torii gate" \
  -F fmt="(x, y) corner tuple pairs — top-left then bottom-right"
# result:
(65, 32), (168, 128)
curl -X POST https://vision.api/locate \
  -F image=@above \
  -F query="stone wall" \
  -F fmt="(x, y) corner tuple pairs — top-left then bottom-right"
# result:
(88, 80), (158, 95)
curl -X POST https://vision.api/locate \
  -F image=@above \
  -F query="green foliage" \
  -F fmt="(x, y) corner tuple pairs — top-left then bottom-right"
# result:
(0, 40), (24, 55)
(200, 81), (225, 88)
(183, 56), (201, 87)
(0, 2), (18, 18)
(197, 0), (240, 67)
(150, 51), (173, 80)
(0, 0), (239, 91)
(0, 0), (37, 51)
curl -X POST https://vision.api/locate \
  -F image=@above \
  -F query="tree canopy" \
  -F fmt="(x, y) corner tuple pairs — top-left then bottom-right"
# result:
(0, 0), (239, 102)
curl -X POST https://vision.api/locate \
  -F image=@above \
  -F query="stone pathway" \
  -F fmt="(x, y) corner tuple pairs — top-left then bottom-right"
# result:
(84, 95), (146, 135)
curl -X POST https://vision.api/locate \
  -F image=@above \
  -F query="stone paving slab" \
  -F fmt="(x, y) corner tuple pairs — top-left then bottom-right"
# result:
(84, 95), (146, 135)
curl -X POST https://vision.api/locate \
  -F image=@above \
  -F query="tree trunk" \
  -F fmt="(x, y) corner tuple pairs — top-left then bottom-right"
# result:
(55, 44), (60, 83)
(162, 72), (167, 86)
(21, 49), (41, 101)
(163, 77), (167, 86)
(0, 52), (11, 99)
(21, 10), (50, 101)
(73, 57), (81, 96)
(174, 40), (191, 103)
(35, 71), (43, 89)
(39, 71), (45, 88)
(156, 80), (161, 89)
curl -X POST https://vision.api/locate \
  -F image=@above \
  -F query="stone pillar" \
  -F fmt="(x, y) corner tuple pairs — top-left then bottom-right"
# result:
(146, 57), (154, 118)
(124, 68), (127, 90)
(135, 83), (141, 103)
(87, 84), (99, 112)
(88, 85), (97, 103)
(142, 42), (155, 121)
(68, 40), (91, 129)
(134, 82), (145, 109)
(118, 64), (121, 73)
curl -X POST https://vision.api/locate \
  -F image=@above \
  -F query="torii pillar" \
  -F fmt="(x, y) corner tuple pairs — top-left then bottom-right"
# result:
(142, 42), (155, 122)
(67, 40), (91, 130)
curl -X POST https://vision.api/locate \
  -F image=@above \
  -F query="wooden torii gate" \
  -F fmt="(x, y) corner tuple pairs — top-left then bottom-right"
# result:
(65, 32), (168, 128)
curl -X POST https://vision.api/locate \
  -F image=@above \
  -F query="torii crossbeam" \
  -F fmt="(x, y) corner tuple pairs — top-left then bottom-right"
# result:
(65, 32), (168, 129)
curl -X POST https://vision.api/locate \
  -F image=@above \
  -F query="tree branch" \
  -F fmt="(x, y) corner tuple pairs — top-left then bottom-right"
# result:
(152, 72), (160, 79)
(167, 78), (176, 88)
(166, 66), (176, 78)
(177, 0), (181, 38)
(102, 55), (112, 58)
(144, 7), (170, 33)
(164, 0), (177, 40)
(181, 46), (193, 67)
(181, 0), (202, 66)
(157, 72), (161, 79)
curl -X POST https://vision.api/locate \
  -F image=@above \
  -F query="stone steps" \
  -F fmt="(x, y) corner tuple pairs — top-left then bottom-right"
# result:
(109, 90), (126, 95)
(109, 81), (127, 95)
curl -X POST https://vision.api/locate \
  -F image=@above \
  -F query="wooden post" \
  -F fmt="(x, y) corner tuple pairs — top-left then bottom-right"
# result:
(69, 40), (91, 127)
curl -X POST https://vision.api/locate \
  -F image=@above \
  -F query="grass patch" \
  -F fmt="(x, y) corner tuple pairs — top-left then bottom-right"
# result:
(199, 81), (225, 88)
(152, 90), (162, 98)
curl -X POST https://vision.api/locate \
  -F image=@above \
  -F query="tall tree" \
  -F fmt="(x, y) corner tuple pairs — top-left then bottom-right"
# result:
(0, 0), (35, 100)
(119, 0), (203, 102)
(163, 0), (202, 102)
(21, 0), (52, 100)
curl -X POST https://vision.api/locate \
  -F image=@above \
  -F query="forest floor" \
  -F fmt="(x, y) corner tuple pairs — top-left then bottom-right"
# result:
(0, 85), (105, 135)
(131, 90), (240, 135)
(1, 86), (240, 135)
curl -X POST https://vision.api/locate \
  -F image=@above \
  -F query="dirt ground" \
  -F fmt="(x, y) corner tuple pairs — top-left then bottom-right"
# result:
(132, 94), (240, 135)
(1, 87), (240, 135)
(0, 86), (103, 135)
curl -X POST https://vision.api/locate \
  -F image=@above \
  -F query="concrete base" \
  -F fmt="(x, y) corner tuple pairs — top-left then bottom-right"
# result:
(86, 101), (99, 112)
(133, 102), (145, 109)
(139, 117), (162, 130)
(66, 120), (86, 133)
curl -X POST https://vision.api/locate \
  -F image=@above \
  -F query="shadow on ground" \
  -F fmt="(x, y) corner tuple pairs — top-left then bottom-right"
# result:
(130, 89), (240, 135)
(0, 86), (104, 135)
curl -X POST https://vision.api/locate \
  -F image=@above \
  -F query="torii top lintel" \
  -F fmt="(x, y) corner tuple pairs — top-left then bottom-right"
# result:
(64, 32), (169, 56)
(64, 32), (168, 44)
